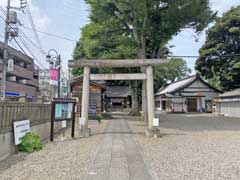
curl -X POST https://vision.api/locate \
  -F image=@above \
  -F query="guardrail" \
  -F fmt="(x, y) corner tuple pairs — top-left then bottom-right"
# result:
(0, 102), (51, 130)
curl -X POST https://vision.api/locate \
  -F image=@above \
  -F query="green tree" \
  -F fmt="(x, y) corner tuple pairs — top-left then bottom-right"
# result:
(154, 58), (191, 92)
(73, 0), (215, 115)
(85, 0), (215, 59)
(196, 6), (240, 91)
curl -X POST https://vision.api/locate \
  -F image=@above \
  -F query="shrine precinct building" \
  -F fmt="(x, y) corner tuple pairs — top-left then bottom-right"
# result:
(155, 75), (222, 113)
(70, 75), (106, 116)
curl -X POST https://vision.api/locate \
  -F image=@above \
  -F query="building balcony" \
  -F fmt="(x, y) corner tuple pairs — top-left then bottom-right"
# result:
(6, 81), (37, 96)
(0, 63), (34, 80)
(27, 79), (39, 88)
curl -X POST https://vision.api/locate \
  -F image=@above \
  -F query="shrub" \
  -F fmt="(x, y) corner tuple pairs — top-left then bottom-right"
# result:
(19, 133), (43, 153)
(95, 115), (102, 123)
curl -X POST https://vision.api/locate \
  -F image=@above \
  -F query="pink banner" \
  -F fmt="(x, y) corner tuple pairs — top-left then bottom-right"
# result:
(50, 68), (58, 85)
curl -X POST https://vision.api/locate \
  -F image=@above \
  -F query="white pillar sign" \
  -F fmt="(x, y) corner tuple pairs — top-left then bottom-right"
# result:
(153, 118), (159, 127)
(79, 117), (85, 126)
(62, 120), (67, 128)
(13, 120), (30, 145)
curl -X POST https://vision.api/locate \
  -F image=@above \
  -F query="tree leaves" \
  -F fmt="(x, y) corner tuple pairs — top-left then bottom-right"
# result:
(196, 6), (240, 91)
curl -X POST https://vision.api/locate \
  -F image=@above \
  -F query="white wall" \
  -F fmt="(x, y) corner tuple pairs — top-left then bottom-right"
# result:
(221, 101), (240, 118)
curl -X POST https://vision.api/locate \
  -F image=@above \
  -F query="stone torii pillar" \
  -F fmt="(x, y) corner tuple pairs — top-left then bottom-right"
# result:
(69, 59), (168, 138)
(145, 65), (160, 137)
(80, 66), (91, 137)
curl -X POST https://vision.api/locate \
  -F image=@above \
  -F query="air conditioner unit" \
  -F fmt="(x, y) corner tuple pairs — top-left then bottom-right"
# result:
(18, 79), (27, 84)
(7, 76), (17, 82)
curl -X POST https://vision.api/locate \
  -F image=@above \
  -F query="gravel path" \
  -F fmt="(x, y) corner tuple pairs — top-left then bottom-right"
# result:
(0, 120), (107, 180)
(129, 113), (240, 180)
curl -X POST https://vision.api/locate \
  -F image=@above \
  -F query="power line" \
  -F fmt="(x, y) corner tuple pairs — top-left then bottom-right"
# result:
(26, 2), (43, 51)
(19, 29), (47, 55)
(0, 10), (47, 69)
(16, 36), (47, 70)
(21, 26), (77, 42)
(167, 54), (240, 59)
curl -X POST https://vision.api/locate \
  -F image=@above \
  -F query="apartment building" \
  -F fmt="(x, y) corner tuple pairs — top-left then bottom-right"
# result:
(0, 42), (39, 101)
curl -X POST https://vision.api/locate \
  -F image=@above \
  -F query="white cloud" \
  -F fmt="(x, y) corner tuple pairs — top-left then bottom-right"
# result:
(211, 0), (240, 15)
(0, 0), (50, 30)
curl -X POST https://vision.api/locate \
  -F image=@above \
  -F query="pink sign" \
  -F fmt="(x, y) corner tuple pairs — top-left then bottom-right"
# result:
(50, 68), (58, 85)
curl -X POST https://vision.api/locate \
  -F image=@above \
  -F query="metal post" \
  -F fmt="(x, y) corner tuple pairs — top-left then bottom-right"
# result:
(57, 55), (61, 98)
(1, 0), (11, 101)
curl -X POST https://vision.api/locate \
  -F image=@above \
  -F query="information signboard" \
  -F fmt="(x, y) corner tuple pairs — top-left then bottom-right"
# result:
(55, 103), (73, 120)
(13, 120), (30, 145)
(51, 98), (76, 141)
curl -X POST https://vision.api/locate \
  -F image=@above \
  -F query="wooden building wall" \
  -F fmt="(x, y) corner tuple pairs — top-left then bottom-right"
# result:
(71, 80), (104, 116)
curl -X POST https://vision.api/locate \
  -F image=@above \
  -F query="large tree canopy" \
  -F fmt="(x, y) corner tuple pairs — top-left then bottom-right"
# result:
(196, 6), (240, 91)
(72, 0), (215, 115)
(75, 0), (215, 59)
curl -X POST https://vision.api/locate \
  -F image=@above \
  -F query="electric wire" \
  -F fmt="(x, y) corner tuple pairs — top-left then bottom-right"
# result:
(16, 36), (47, 70)
(26, 1), (43, 51)
(0, 11), (47, 69)
(21, 26), (77, 42)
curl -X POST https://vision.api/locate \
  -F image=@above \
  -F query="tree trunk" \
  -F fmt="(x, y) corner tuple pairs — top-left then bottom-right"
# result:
(129, 80), (141, 116)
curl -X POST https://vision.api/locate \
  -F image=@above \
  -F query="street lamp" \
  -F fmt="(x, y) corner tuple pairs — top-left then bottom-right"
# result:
(46, 49), (61, 98)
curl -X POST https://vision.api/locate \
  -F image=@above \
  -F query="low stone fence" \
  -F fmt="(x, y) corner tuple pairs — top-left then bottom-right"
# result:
(0, 102), (63, 161)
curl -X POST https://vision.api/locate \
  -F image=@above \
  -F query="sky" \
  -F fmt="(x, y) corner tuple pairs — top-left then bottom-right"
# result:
(0, 0), (240, 72)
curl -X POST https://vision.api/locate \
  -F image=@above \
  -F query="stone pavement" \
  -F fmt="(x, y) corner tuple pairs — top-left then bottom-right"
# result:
(82, 117), (153, 180)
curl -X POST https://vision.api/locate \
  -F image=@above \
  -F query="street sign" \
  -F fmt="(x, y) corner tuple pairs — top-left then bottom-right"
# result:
(153, 118), (159, 127)
(13, 120), (30, 145)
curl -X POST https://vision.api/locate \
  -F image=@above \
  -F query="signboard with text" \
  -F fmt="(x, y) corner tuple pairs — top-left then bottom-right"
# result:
(13, 120), (30, 145)
(51, 98), (76, 141)
(89, 105), (97, 117)
(55, 103), (73, 120)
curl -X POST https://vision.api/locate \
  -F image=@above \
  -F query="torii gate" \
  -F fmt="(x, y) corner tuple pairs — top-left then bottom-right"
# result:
(68, 59), (167, 137)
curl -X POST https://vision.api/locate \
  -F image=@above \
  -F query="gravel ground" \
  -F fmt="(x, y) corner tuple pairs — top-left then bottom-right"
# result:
(129, 114), (240, 180)
(0, 120), (107, 180)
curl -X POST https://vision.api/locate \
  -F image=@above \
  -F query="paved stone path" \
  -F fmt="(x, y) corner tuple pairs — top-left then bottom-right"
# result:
(82, 117), (153, 180)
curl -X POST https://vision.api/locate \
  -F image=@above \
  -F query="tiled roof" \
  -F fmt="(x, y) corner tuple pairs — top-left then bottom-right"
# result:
(70, 75), (106, 89)
(105, 86), (131, 98)
(155, 75), (197, 96)
(219, 88), (240, 98)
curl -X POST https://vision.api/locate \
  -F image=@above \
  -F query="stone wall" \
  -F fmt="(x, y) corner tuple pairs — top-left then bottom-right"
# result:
(0, 102), (63, 161)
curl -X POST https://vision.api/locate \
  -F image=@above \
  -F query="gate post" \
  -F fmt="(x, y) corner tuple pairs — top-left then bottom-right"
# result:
(145, 65), (159, 137)
(80, 66), (91, 137)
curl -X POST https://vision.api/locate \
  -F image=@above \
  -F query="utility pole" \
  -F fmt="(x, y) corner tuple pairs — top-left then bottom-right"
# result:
(0, 0), (26, 101)
(1, 0), (11, 101)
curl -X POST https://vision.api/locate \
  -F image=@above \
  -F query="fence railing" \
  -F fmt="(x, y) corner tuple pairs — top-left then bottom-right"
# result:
(0, 102), (51, 130)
